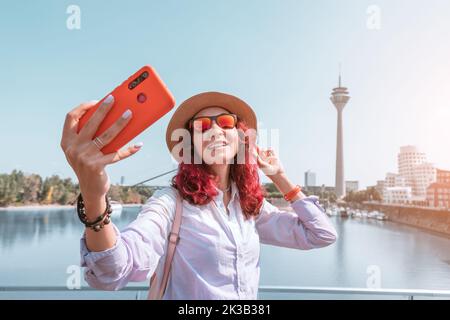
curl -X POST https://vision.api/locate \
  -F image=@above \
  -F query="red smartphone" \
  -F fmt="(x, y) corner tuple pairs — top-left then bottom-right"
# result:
(77, 65), (175, 154)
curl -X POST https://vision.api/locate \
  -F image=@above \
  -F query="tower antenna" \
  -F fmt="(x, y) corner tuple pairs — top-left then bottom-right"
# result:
(338, 63), (342, 87)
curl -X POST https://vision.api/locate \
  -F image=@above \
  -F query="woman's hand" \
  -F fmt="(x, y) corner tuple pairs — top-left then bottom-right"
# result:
(254, 146), (284, 176)
(253, 146), (305, 201)
(60, 95), (143, 204)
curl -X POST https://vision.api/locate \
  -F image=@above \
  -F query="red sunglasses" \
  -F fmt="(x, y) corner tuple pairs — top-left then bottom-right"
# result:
(188, 113), (238, 132)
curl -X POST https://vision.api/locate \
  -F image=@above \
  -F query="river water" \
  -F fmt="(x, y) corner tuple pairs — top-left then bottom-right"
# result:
(1, 205), (449, 299)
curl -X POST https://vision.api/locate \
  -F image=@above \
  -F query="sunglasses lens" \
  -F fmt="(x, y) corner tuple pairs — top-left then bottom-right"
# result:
(217, 115), (236, 129)
(192, 118), (212, 132)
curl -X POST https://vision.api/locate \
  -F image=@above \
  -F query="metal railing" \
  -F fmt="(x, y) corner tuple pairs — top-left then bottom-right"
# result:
(1, 285), (450, 300)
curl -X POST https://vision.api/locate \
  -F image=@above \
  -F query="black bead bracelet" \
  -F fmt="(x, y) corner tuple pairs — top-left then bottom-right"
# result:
(76, 193), (113, 232)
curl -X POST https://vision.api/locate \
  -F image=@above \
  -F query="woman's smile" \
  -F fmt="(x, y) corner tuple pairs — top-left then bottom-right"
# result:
(206, 140), (229, 151)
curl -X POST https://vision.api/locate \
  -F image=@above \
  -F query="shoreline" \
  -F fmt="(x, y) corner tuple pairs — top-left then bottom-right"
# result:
(358, 202), (450, 238)
(0, 203), (143, 211)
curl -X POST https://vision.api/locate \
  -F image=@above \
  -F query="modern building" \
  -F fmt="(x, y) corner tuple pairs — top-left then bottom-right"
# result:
(412, 162), (436, 199)
(382, 173), (411, 203)
(330, 73), (350, 198)
(304, 170), (316, 189)
(398, 145), (426, 185)
(345, 180), (359, 194)
(383, 187), (412, 204)
(385, 172), (407, 188)
(377, 146), (438, 204)
(397, 145), (436, 199)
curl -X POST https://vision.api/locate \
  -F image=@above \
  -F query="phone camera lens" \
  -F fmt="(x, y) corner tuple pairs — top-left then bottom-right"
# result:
(142, 72), (148, 79)
(137, 93), (147, 103)
(130, 81), (138, 89)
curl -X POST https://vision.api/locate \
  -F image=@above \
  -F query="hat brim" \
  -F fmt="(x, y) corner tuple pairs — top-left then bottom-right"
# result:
(165, 91), (257, 156)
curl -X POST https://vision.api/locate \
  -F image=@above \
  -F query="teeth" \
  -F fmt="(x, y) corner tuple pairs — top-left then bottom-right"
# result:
(207, 142), (227, 150)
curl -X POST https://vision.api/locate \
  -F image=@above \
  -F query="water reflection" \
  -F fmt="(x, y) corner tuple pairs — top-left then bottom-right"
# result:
(0, 207), (142, 251)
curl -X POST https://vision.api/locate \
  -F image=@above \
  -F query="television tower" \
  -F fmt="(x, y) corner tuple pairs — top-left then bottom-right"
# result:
(330, 70), (350, 198)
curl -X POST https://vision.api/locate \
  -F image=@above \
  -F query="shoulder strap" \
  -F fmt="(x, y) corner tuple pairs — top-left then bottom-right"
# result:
(147, 191), (183, 300)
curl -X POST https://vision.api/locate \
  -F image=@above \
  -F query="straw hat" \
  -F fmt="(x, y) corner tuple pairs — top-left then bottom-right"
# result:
(165, 91), (257, 155)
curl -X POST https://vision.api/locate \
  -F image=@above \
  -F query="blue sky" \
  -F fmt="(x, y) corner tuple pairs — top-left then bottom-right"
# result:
(1, 0), (450, 188)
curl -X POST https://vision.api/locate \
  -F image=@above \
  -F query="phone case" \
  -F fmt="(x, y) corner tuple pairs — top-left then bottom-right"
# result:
(77, 65), (175, 154)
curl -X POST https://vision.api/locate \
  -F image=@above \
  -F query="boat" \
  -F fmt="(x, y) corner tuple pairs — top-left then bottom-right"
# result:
(353, 210), (363, 218)
(339, 207), (349, 218)
(365, 210), (388, 221)
(368, 210), (379, 219)
(326, 206), (340, 217)
(376, 212), (388, 221)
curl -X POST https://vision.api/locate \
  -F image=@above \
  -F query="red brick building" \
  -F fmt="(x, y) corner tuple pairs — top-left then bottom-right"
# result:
(427, 169), (450, 209)
(437, 169), (450, 184)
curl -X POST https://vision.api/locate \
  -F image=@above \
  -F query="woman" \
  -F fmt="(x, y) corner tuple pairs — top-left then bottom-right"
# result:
(60, 91), (338, 299)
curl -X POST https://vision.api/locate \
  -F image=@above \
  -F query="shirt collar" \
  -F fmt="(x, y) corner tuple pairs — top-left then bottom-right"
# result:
(214, 180), (238, 202)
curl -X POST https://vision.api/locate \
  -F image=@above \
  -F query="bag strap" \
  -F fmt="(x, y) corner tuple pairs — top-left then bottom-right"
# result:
(147, 191), (183, 299)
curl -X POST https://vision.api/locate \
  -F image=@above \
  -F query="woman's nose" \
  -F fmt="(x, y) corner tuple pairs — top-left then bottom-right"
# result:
(210, 121), (225, 133)
(208, 122), (226, 140)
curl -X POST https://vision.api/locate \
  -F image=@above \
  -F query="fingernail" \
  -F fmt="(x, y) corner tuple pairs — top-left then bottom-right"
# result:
(134, 142), (144, 148)
(122, 109), (132, 119)
(104, 95), (114, 104)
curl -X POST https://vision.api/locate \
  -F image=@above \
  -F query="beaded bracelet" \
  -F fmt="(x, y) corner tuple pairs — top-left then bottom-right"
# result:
(76, 193), (113, 232)
(283, 185), (302, 202)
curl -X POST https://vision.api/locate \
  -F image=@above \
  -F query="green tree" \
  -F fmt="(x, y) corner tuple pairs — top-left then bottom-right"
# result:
(263, 183), (282, 198)
(0, 169), (160, 206)
(344, 187), (381, 204)
(22, 174), (42, 204)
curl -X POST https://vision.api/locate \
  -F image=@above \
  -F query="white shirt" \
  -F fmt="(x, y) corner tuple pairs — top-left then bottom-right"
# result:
(80, 181), (338, 299)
